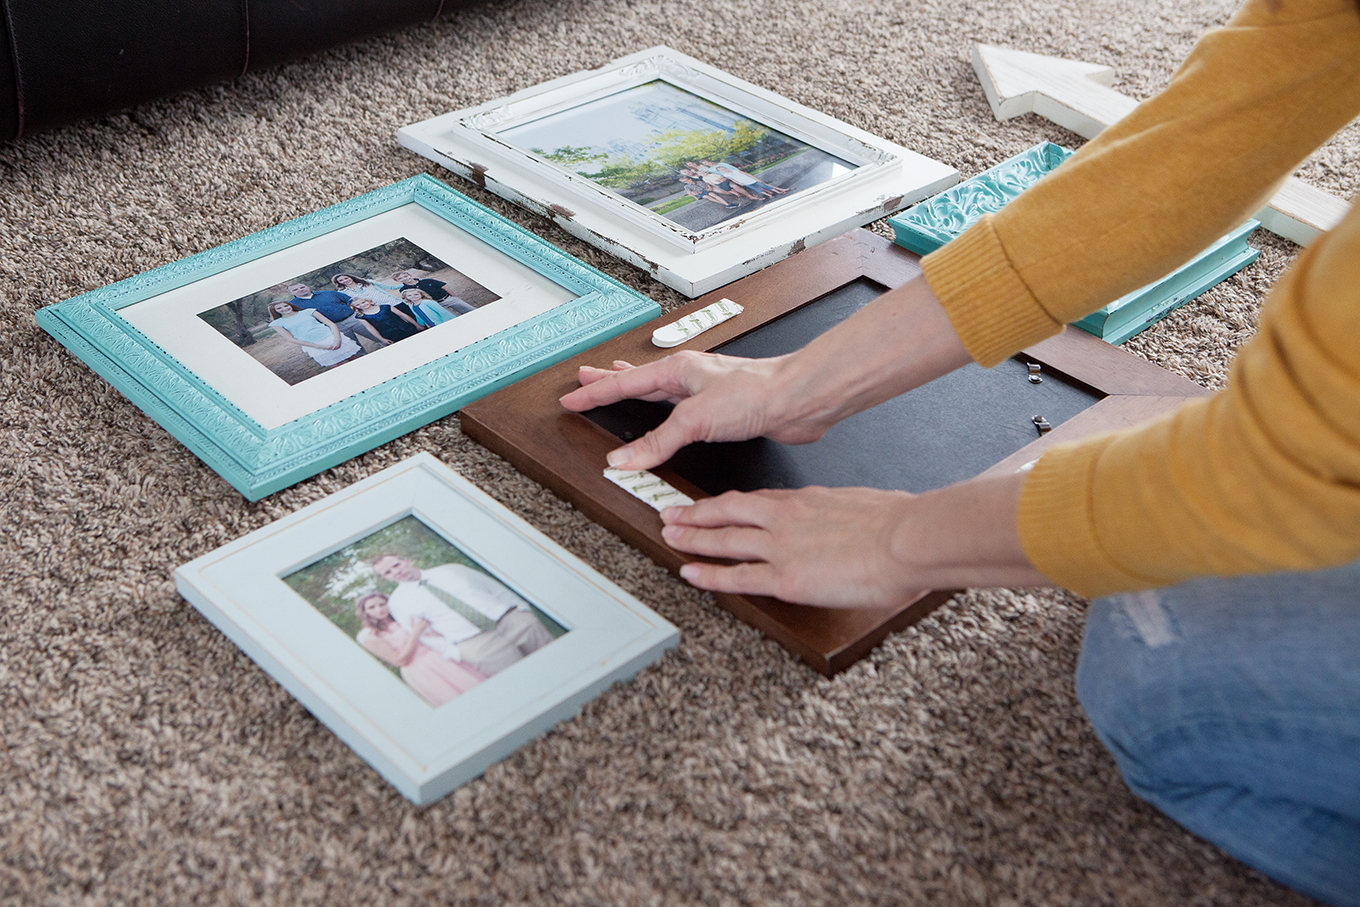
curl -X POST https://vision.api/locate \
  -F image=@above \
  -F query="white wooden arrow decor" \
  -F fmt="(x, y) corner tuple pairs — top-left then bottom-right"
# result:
(972, 44), (1350, 245)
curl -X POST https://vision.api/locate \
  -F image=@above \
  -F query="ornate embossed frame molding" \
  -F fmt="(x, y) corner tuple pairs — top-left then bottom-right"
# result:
(398, 46), (959, 297)
(36, 176), (659, 500)
(888, 142), (1260, 345)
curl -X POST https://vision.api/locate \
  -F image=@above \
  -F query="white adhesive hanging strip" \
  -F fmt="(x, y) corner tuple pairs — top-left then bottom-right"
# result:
(603, 467), (695, 511)
(651, 298), (744, 348)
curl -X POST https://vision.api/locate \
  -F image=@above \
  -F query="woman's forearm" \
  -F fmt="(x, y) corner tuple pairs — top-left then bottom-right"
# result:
(766, 272), (972, 430)
(661, 469), (1049, 608)
(889, 471), (1049, 591)
(560, 272), (974, 471)
(393, 633), (420, 665)
(393, 618), (429, 665)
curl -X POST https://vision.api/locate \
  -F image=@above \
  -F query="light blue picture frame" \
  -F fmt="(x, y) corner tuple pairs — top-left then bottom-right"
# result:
(887, 143), (1259, 344)
(36, 175), (660, 500)
(174, 453), (679, 805)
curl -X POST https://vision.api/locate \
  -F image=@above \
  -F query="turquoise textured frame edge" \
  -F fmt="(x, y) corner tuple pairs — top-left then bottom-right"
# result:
(889, 142), (1073, 254)
(35, 175), (660, 500)
(886, 142), (1260, 344)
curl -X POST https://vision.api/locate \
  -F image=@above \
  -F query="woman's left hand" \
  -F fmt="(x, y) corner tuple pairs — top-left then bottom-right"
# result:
(659, 472), (1049, 608)
(660, 486), (927, 609)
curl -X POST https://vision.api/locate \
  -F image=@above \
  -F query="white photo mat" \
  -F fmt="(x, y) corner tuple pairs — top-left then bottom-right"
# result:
(123, 203), (577, 429)
(174, 453), (679, 805)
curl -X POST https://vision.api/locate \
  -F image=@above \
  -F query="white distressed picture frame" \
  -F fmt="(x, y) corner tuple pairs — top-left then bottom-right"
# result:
(398, 46), (959, 296)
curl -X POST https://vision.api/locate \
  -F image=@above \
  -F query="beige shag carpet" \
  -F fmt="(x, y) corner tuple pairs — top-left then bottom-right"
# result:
(1, 0), (1354, 903)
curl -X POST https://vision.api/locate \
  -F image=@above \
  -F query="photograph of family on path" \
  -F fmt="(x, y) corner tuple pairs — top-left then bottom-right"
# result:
(497, 80), (859, 232)
(198, 238), (501, 386)
(284, 516), (567, 709)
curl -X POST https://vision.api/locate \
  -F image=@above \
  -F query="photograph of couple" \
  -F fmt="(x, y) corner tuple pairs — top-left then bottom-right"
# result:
(498, 80), (859, 232)
(198, 238), (501, 386)
(284, 516), (567, 708)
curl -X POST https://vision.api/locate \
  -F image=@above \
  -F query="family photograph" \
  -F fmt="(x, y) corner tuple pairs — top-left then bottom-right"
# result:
(283, 516), (566, 708)
(198, 238), (501, 386)
(498, 80), (859, 231)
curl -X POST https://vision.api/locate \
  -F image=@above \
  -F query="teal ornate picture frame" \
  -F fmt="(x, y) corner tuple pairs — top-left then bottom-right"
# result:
(36, 176), (659, 500)
(888, 142), (1259, 344)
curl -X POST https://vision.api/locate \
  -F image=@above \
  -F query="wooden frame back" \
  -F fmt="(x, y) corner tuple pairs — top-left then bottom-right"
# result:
(460, 229), (1210, 675)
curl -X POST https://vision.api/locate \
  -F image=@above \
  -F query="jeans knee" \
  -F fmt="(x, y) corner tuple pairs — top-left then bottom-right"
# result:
(1074, 591), (1185, 790)
(1076, 596), (1141, 741)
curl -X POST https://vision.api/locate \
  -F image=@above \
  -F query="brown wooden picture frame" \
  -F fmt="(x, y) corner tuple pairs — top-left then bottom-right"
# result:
(459, 229), (1210, 675)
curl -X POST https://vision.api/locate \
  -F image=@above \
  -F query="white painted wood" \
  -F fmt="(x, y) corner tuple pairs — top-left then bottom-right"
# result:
(399, 46), (959, 296)
(971, 44), (1350, 246)
(971, 44), (1130, 140)
(1259, 176), (1351, 246)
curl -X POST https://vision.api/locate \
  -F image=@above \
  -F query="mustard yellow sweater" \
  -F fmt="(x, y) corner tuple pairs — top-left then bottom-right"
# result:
(921, 0), (1360, 597)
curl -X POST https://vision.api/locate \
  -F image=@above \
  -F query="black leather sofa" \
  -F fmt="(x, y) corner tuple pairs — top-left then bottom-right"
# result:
(0, 0), (481, 140)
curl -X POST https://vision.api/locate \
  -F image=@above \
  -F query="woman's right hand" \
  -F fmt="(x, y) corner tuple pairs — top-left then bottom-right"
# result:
(559, 273), (973, 471)
(559, 351), (829, 471)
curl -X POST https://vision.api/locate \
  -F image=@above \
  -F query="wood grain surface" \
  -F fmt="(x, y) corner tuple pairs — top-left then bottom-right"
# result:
(461, 229), (1210, 675)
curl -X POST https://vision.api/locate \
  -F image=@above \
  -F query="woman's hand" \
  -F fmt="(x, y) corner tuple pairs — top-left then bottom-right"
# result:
(311, 311), (344, 350)
(560, 352), (830, 470)
(659, 472), (1050, 608)
(391, 617), (431, 666)
(661, 485), (927, 608)
(560, 274), (974, 471)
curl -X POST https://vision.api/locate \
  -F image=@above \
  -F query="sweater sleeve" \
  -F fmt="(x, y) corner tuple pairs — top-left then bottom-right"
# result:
(919, 0), (1360, 596)
(1021, 208), (1360, 595)
(921, 0), (1360, 367)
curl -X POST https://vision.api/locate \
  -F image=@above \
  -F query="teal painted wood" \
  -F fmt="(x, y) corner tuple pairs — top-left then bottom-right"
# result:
(889, 142), (1072, 254)
(36, 176), (660, 500)
(1072, 221), (1259, 344)
(886, 142), (1260, 343)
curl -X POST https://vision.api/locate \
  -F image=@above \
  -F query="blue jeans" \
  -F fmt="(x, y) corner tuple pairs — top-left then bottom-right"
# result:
(1076, 559), (1360, 906)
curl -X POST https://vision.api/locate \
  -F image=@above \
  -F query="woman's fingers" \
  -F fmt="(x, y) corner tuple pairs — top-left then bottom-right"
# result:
(661, 489), (778, 527)
(661, 522), (770, 562)
(562, 350), (797, 468)
(573, 363), (679, 406)
(574, 364), (619, 386)
(561, 354), (703, 411)
(678, 560), (780, 597)
(576, 361), (635, 386)
(605, 398), (718, 468)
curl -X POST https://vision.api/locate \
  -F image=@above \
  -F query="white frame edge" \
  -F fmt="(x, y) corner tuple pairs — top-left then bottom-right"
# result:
(399, 47), (959, 296)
